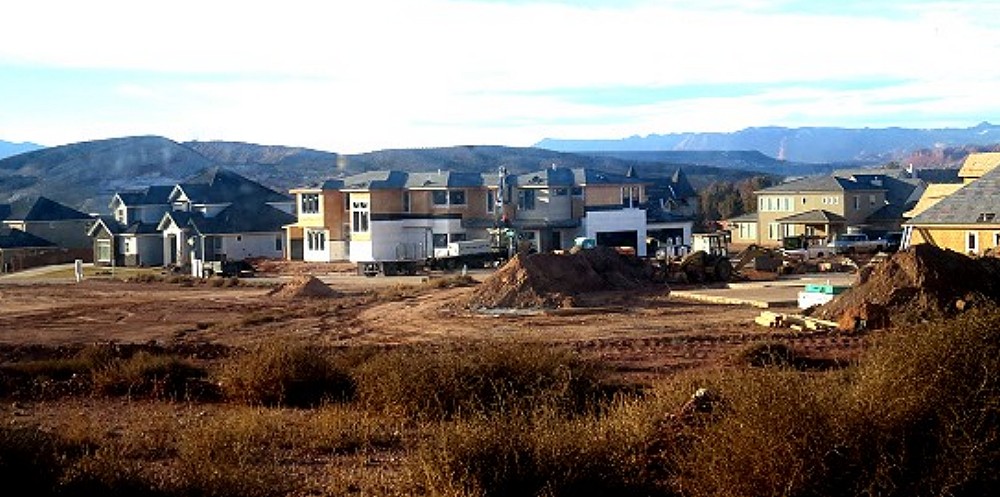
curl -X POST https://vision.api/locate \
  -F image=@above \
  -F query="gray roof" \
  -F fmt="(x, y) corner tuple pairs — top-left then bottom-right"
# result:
(726, 212), (759, 223)
(0, 227), (55, 249)
(5, 197), (91, 221)
(114, 185), (174, 207)
(192, 203), (296, 235)
(669, 168), (697, 199)
(759, 175), (874, 193)
(776, 209), (847, 224)
(88, 217), (160, 237)
(0, 204), (10, 221)
(907, 166), (1000, 225)
(177, 168), (290, 204)
(340, 171), (409, 190)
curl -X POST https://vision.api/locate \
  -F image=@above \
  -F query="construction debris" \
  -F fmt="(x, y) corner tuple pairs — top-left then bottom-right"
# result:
(754, 310), (838, 332)
(467, 246), (661, 309)
(268, 275), (339, 299)
(812, 244), (1000, 330)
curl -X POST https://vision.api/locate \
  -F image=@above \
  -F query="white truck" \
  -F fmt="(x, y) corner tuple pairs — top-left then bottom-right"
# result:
(827, 233), (886, 254)
(358, 238), (509, 276)
(781, 235), (831, 261)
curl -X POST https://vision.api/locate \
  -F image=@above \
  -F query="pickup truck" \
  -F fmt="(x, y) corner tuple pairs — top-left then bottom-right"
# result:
(781, 235), (831, 261)
(827, 233), (885, 254)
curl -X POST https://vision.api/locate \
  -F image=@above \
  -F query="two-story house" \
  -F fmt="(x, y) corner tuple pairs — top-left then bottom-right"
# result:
(284, 166), (676, 263)
(904, 153), (1000, 255)
(1, 196), (94, 250)
(90, 168), (294, 268)
(730, 170), (923, 246)
(88, 185), (173, 266)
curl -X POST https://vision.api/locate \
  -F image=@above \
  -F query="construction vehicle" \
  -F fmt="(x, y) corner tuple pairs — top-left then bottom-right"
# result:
(651, 232), (734, 283)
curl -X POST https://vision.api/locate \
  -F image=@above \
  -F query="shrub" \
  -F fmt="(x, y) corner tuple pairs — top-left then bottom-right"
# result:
(354, 342), (609, 420)
(0, 426), (68, 497)
(91, 351), (207, 400)
(731, 340), (800, 368)
(220, 341), (353, 407)
(176, 409), (293, 497)
(410, 402), (669, 497)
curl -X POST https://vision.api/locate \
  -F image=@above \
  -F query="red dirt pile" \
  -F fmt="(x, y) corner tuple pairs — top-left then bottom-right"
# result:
(268, 275), (339, 299)
(813, 244), (1000, 330)
(467, 246), (660, 309)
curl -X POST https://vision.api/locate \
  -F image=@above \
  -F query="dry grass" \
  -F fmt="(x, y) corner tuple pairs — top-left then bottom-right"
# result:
(220, 341), (353, 407)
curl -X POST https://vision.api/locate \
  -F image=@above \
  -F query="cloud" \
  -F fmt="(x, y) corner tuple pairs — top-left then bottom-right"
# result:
(1, 0), (999, 152)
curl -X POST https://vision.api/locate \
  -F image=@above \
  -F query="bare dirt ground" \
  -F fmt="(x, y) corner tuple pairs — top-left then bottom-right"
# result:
(0, 272), (865, 376)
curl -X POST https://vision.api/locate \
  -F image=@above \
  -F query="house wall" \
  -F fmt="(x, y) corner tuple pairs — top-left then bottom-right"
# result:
(125, 235), (164, 266)
(908, 226), (1000, 256)
(584, 185), (645, 207)
(515, 188), (573, 222)
(218, 233), (284, 261)
(90, 226), (122, 267)
(6, 220), (94, 249)
(161, 223), (190, 266)
(729, 221), (758, 245)
(583, 209), (648, 257)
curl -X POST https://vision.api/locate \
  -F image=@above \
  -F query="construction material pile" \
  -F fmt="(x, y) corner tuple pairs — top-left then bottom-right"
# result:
(813, 244), (1000, 330)
(268, 275), (338, 299)
(467, 246), (659, 309)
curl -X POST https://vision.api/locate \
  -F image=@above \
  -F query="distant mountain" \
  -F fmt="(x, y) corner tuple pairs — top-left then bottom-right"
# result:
(0, 137), (776, 214)
(576, 150), (841, 176)
(537, 122), (1000, 164)
(0, 140), (43, 160)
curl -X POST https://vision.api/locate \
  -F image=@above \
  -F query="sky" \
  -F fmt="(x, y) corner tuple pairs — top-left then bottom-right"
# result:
(1, 0), (999, 153)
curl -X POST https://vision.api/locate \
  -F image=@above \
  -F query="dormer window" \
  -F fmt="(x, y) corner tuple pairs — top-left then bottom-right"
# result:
(977, 212), (996, 223)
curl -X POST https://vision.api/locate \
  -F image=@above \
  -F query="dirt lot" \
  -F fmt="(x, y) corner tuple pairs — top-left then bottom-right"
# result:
(0, 271), (865, 377)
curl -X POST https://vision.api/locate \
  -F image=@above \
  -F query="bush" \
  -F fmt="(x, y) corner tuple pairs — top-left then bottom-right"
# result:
(354, 342), (609, 420)
(91, 351), (207, 400)
(0, 426), (68, 497)
(410, 401), (669, 497)
(220, 341), (353, 407)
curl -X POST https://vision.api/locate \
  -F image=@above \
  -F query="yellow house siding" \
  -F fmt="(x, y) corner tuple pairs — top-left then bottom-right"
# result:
(910, 226), (1000, 256)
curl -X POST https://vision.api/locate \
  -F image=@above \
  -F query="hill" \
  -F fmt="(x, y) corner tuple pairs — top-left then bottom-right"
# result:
(537, 122), (1000, 164)
(0, 137), (777, 212)
(0, 140), (43, 160)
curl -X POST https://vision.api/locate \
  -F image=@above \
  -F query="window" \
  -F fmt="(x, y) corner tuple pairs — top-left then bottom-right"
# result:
(123, 239), (132, 253)
(97, 239), (112, 262)
(621, 186), (640, 208)
(518, 189), (536, 210)
(768, 222), (781, 241)
(432, 190), (466, 207)
(432, 233), (448, 248)
(487, 190), (496, 212)
(351, 200), (369, 233)
(213, 237), (223, 250)
(300, 193), (319, 214)
(571, 187), (583, 197)
(554, 188), (568, 196)
(306, 229), (326, 251)
(967, 231), (979, 254)
(450, 233), (467, 243)
(402, 191), (410, 212)
(870, 194), (877, 206)
(275, 236), (282, 251)
(854, 196), (860, 210)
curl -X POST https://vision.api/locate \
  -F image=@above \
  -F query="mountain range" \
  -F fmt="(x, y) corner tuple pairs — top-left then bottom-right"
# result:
(536, 122), (1000, 164)
(0, 140), (43, 160)
(0, 136), (774, 213)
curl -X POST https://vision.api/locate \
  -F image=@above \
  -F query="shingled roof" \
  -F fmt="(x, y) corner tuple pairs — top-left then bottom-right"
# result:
(176, 168), (290, 204)
(775, 209), (847, 224)
(0, 227), (55, 249)
(907, 165), (1000, 226)
(5, 197), (91, 222)
(113, 185), (174, 207)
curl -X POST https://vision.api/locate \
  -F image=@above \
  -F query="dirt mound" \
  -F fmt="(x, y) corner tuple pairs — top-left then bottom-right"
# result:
(268, 275), (339, 299)
(467, 246), (660, 309)
(813, 244), (1000, 329)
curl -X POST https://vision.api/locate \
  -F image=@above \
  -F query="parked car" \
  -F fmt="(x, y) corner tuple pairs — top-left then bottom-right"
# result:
(880, 232), (903, 252)
(827, 233), (885, 254)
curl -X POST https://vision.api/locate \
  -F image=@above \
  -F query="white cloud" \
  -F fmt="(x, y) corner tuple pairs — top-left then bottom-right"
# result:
(1, 0), (1000, 151)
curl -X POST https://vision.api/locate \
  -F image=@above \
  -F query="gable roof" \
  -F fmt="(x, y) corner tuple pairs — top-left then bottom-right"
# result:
(726, 212), (759, 223)
(907, 165), (1000, 226)
(5, 197), (91, 222)
(341, 170), (410, 190)
(113, 185), (174, 208)
(175, 168), (290, 204)
(192, 202), (296, 234)
(0, 227), (55, 249)
(758, 175), (871, 194)
(903, 183), (965, 218)
(669, 168), (697, 198)
(958, 152), (1000, 180)
(775, 209), (847, 224)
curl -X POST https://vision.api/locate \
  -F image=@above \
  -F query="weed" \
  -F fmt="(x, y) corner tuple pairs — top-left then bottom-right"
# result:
(220, 341), (353, 407)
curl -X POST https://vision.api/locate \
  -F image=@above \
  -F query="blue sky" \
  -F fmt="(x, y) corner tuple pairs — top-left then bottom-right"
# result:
(1, 0), (999, 153)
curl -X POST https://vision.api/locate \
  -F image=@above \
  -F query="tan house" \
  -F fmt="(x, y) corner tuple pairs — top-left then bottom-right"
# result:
(730, 170), (923, 246)
(904, 154), (1000, 255)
